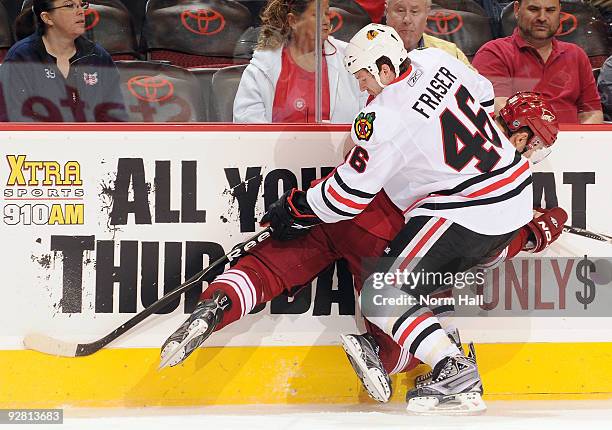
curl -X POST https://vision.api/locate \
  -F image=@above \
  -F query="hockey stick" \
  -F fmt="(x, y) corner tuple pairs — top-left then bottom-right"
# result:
(23, 227), (272, 357)
(563, 225), (612, 244)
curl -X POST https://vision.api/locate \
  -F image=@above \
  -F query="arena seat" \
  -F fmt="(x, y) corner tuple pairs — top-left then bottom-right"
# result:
(3, 0), (19, 27)
(500, 1), (611, 69)
(328, 0), (372, 42)
(20, 0), (139, 59)
(425, 5), (493, 59)
(143, 0), (252, 68)
(115, 60), (206, 122)
(233, 26), (260, 60)
(236, 0), (266, 25)
(0, 2), (12, 62)
(432, 0), (488, 16)
(190, 67), (220, 121)
(210, 64), (246, 122)
(118, 0), (148, 41)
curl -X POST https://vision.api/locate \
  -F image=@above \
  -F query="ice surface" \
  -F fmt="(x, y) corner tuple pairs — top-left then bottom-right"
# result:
(11, 400), (612, 430)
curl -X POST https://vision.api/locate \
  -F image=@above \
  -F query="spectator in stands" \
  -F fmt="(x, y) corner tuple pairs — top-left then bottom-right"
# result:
(0, 0), (127, 122)
(472, 0), (603, 123)
(598, 55), (612, 121)
(233, 0), (365, 123)
(385, 0), (472, 67)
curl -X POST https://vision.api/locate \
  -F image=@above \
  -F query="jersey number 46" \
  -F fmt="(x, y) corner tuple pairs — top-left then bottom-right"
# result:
(441, 85), (502, 173)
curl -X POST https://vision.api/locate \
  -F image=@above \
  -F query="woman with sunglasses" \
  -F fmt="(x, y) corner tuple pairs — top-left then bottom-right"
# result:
(0, 1), (127, 122)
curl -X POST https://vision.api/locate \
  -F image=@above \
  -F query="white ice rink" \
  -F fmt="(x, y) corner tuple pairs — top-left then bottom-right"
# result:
(10, 400), (612, 430)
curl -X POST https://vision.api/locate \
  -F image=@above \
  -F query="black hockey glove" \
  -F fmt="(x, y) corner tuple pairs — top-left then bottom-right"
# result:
(260, 188), (322, 241)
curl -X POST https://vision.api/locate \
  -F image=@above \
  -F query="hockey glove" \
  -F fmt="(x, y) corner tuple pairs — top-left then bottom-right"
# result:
(507, 207), (568, 257)
(260, 188), (322, 241)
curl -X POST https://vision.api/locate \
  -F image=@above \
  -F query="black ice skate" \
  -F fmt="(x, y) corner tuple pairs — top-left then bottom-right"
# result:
(340, 333), (392, 402)
(406, 345), (485, 415)
(414, 328), (463, 388)
(159, 290), (231, 369)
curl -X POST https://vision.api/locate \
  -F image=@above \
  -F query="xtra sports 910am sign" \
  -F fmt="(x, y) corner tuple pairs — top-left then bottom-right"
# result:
(0, 126), (611, 350)
(0, 126), (359, 350)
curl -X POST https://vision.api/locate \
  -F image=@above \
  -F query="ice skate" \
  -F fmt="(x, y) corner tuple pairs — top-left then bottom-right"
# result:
(406, 346), (485, 415)
(159, 290), (230, 369)
(414, 328), (463, 388)
(340, 333), (392, 402)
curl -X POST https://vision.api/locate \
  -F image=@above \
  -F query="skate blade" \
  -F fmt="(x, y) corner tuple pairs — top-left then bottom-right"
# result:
(340, 335), (391, 403)
(158, 320), (209, 370)
(406, 392), (486, 415)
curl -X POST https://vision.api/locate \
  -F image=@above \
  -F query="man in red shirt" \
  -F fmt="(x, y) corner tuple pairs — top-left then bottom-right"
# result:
(472, 0), (603, 123)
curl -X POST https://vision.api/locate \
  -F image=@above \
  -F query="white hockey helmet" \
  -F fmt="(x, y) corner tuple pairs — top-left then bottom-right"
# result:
(344, 23), (409, 88)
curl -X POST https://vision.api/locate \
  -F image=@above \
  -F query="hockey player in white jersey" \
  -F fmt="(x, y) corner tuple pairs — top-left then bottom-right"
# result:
(261, 24), (538, 414)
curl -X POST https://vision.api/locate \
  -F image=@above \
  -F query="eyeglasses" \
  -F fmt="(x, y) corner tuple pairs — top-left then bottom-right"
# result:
(48, 1), (89, 11)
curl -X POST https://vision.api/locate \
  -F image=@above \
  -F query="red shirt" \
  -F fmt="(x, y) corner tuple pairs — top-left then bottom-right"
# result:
(272, 47), (330, 123)
(472, 29), (601, 123)
(354, 0), (385, 23)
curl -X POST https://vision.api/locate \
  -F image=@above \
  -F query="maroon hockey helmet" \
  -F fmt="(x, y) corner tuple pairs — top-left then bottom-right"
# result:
(499, 92), (559, 163)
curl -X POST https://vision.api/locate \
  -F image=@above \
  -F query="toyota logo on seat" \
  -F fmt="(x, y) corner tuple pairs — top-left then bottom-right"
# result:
(127, 76), (175, 103)
(555, 12), (578, 36)
(84, 8), (100, 30)
(181, 9), (226, 35)
(425, 12), (464, 35)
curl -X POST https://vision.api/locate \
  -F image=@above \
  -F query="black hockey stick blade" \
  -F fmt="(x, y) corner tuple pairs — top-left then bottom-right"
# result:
(563, 225), (612, 244)
(23, 228), (272, 357)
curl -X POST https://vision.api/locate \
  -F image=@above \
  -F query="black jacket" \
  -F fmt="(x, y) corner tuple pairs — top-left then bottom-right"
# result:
(0, 34), (127, 122)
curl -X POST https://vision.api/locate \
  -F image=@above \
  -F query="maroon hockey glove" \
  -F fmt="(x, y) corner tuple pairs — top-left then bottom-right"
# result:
(260, 188), (322, 241)
(507, 207), (568, 257)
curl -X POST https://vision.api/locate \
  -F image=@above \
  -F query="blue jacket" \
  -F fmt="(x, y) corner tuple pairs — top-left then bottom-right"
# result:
(0, 34), (127, 122)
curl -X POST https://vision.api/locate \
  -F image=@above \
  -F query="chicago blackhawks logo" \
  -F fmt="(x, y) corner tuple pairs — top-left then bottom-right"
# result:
(354, 112), (376, 141)
(367, 29), (379, 40)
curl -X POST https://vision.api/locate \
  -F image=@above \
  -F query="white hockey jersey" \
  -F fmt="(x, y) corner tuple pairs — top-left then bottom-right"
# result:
(307, 48), (533, 235)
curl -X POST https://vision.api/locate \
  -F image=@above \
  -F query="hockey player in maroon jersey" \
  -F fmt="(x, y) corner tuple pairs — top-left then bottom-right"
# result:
(159, 24), (564, 413)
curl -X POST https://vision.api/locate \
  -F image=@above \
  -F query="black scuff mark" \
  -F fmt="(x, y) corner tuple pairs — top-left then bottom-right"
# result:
(31, 253), (52, 269)
(99, 174), (122, 239)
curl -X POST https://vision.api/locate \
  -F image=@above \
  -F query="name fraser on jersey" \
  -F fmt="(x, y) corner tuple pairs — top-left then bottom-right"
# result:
(411, 66), (458, 119)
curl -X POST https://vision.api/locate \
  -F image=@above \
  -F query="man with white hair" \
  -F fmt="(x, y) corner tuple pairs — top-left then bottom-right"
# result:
(385, 0), (472, 67)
